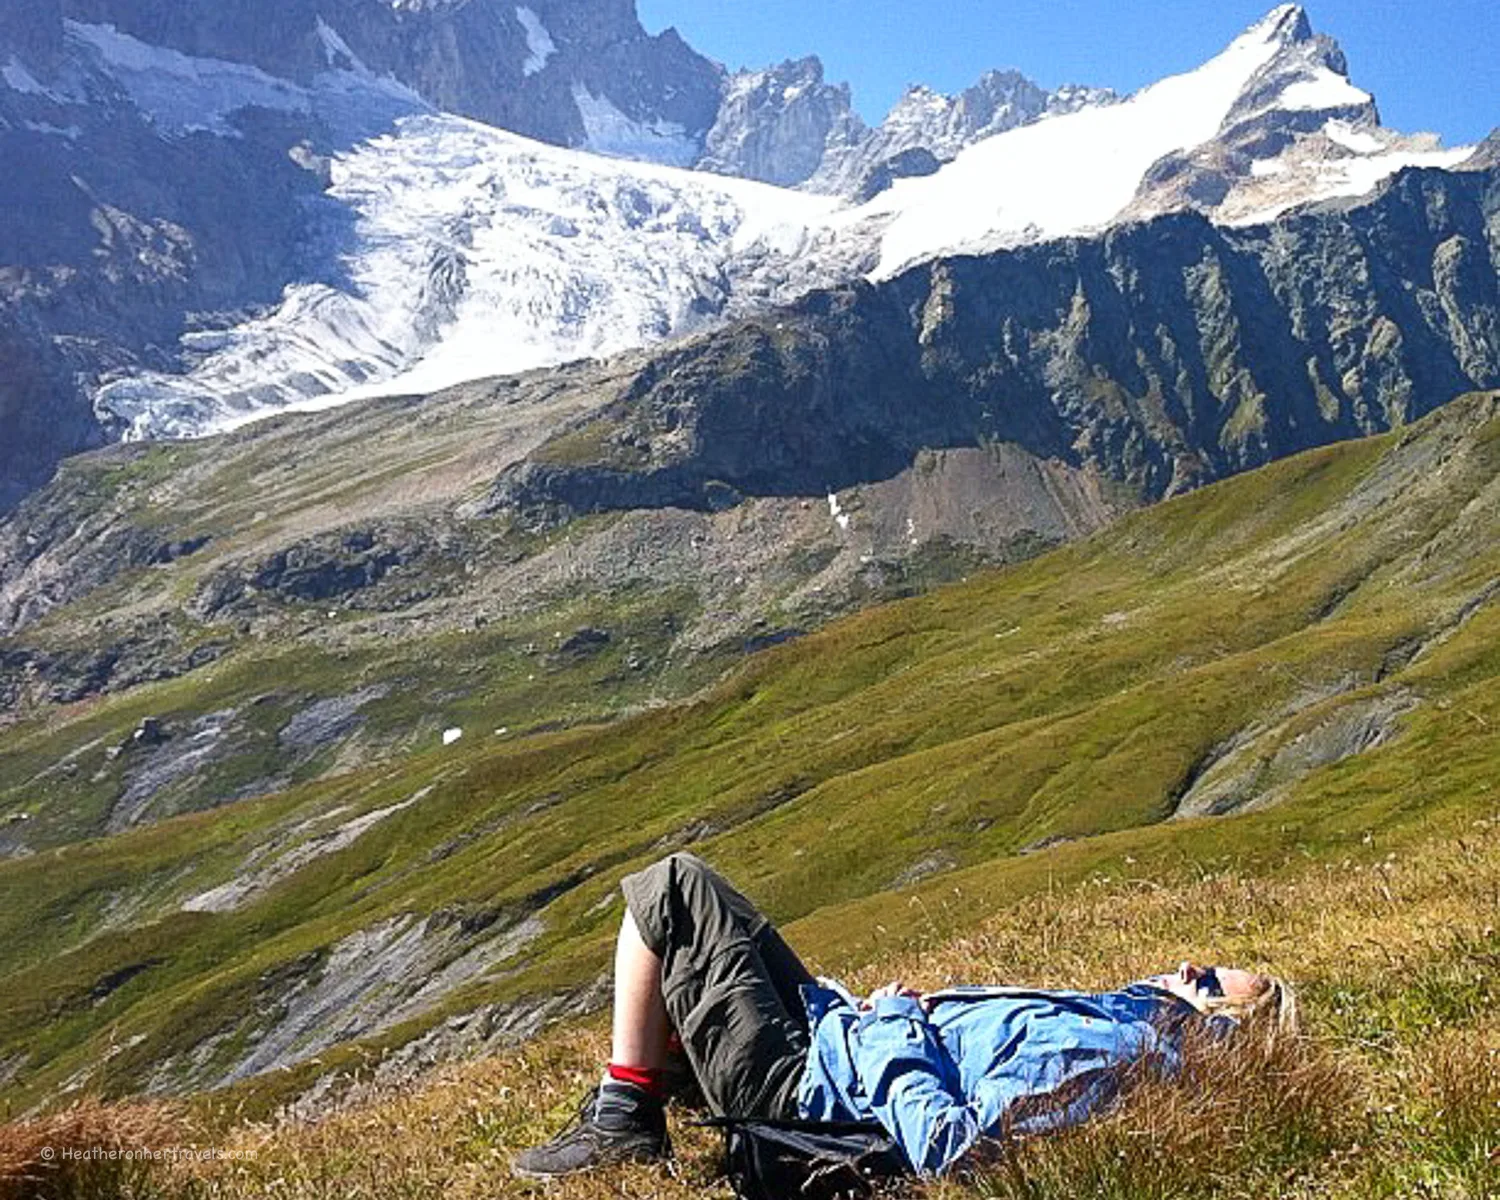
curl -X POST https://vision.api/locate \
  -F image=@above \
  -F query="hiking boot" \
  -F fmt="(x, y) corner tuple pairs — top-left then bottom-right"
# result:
(511, 1080), (669, 1179)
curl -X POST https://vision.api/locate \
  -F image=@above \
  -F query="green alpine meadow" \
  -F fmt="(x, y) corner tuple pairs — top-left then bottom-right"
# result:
(3, 388), (1498, 1197)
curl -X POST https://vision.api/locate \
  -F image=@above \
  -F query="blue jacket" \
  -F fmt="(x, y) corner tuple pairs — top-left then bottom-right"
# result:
(795, 980), (1200, 1175)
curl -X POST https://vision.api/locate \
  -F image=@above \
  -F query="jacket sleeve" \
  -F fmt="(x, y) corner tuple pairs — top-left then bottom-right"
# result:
(851, 995), (981, 1175)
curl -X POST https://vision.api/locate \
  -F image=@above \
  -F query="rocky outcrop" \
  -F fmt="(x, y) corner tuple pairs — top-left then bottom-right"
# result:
(852, 147), (942, 205)
(1461, 129), (1500, 171)
(808, 71), (1117, 197)
(1173, 687), (1419, 818)
(189, 524), (453, 618)
(1, 631), (229, 711)
(0, 318), (101, 513)
(697, 57), (867, 187)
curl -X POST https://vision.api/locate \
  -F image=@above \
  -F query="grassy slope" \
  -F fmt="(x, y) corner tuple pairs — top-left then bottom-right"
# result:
(3, 392), (1500, 1124)
(5, 804), (1494, 1199)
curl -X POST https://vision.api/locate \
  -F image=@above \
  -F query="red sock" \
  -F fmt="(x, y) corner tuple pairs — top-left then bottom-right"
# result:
(607, 1062), (669, 1100)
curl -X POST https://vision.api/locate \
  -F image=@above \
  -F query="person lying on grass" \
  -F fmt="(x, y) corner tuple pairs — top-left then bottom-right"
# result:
(512, 852), (1299, 1179)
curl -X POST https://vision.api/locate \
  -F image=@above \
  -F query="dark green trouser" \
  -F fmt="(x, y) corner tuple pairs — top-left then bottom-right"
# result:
(620, 852), (813, 1119)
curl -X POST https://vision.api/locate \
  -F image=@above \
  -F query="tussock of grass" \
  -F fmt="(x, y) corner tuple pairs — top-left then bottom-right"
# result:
(1359, 1027), (1500, 1199)
(0, 1099), (195, 1200)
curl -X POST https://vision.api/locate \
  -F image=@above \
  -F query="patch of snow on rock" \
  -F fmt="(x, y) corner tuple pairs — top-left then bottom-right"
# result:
(1324, 118), (1385, 155)
(1276, 67), (1370, 113)
(2, 57), (51, 95)
(68, 22), (310, 136)
(515, 7), (556, 77)
(827, 491), (850, 532)
(571, 83), (699, 167)
(1220, 136), (1472, 227)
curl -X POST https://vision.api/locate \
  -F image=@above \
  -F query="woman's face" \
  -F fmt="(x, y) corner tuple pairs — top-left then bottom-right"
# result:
(1148, 961), (1268, 1007)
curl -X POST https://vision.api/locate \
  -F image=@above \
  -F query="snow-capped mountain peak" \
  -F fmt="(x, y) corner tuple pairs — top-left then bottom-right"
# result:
(1255, 4), (1314, 44)
(1125, 5), (1468, 228)
(859, 5), (1469, 278)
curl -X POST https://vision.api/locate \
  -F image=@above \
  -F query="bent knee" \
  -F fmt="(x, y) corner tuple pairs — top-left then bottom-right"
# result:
(664, 851), (712, 879)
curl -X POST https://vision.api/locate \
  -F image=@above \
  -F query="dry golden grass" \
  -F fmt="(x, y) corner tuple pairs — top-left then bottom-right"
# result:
(6, 815), (1498, 1200)
(0, 1099), (197, 1200)
(935, 1027), (1359, 1200)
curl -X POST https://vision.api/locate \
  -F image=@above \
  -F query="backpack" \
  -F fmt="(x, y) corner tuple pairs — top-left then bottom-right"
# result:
(699, 1116), (911, 1200)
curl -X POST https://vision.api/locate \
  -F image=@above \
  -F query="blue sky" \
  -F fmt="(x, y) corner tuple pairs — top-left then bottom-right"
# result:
(636, 1), (1497, 147)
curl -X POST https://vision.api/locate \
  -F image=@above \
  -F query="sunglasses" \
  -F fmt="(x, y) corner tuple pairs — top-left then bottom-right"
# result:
(1195, 967), (1225, 998)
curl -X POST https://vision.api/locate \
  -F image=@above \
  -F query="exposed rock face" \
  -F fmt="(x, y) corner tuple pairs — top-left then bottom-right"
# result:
(852, 147), (942, 205)
(809, 71), (1117, 197)
(58, 0), (724, 154)
(697, 57), (867, 187)
(0, 320), (97, 512)
(1462, 129), (1500, 171)
(0, 0), (65, 72)
(0, 20), (399, 510)
(1173, 688), (1419, 818)
(696, 55), (1117, 195)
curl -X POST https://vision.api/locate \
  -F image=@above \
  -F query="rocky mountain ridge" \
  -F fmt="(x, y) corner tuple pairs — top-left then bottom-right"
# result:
(696, 55), (1119, 197)
(54, 0), (725, 156)
(54, 7), (1480, 452)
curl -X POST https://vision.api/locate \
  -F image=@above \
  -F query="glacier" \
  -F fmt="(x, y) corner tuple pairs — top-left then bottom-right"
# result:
(99, 115), (840, 439)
